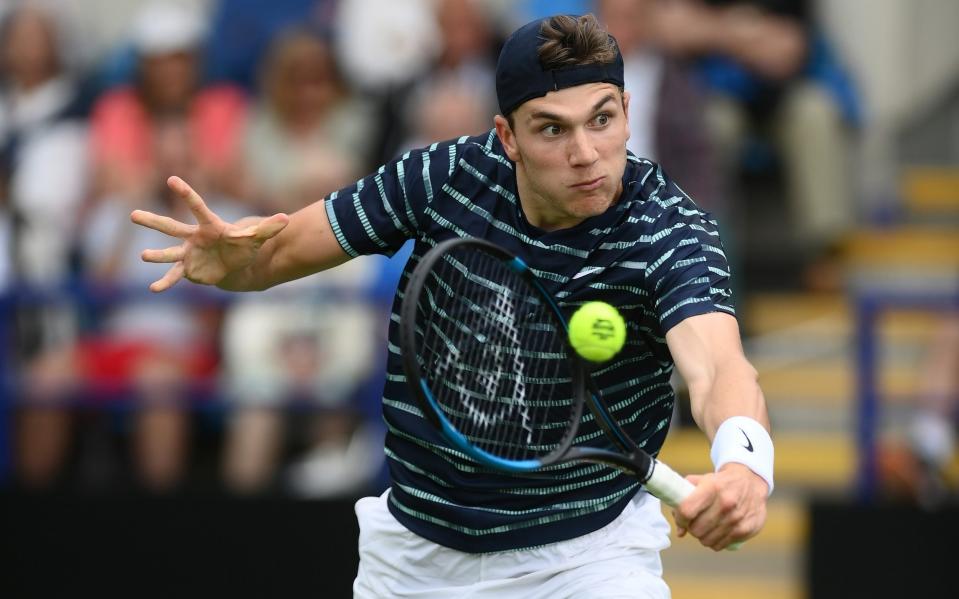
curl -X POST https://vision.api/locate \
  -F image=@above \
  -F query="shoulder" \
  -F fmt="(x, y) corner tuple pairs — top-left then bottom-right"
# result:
(452, 129), (515, 177)
(621, 154), (710, 221)
(404, 129), (503, 158)
(397, 129), (513, 175)
(620, 155), (678, 212)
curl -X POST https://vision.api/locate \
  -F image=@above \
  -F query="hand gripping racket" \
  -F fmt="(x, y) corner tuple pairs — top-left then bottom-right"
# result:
(399, 238), (704, 517)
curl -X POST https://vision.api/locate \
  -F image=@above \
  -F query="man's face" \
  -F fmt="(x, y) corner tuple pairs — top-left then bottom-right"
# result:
(495, 83), (630, 231)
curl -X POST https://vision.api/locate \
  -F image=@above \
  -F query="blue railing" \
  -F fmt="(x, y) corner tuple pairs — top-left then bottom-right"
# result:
(0, 276), (399, 487)
(855, 285), (959, 500)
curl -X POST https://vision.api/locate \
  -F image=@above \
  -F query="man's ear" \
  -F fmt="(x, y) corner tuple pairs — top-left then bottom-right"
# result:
(621, 90), (631, 143)
(494, 114), (521, 163)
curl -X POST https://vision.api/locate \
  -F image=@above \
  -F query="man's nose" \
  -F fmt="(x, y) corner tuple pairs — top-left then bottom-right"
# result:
(567, 128), (599, 167)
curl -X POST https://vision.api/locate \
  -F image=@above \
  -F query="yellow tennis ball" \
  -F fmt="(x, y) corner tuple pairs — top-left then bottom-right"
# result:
(568, 302), (627, 363)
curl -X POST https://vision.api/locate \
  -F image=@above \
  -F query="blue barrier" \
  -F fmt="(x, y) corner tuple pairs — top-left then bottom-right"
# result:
(0, 291), (11, 485)
(854, 287), (959, 500)
(0, 273), (402, 489)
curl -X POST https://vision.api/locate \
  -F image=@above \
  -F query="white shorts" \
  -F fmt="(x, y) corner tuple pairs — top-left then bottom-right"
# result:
(353, 490), (672, 599)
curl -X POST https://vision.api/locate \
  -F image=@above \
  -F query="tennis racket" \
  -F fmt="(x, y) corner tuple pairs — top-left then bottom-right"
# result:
(399, 237), (701, 514)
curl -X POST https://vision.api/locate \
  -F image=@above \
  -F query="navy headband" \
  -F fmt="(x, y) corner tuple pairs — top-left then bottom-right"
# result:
(495, 16), (625, 117)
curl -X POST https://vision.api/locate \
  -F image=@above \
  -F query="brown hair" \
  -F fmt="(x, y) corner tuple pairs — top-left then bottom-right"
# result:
(537, 14), (618, 70)
(504, 14), (622, 127)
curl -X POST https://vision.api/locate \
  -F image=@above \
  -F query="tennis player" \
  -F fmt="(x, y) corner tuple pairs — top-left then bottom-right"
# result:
(133, 14), (773, 598)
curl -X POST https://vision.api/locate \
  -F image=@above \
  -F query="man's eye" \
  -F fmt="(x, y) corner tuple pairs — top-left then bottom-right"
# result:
(593, 113), (610, 126)
(542, 124), (563, 137)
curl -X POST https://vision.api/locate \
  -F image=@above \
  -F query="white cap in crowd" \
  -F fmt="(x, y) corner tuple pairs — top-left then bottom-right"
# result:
(131, 1), (206, 56)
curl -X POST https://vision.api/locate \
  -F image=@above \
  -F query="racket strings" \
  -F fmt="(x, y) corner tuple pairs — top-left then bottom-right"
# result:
(416, 247), (578, 462)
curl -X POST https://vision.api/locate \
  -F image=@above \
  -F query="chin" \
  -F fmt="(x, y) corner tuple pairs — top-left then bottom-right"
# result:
(569, 193), (616, 218)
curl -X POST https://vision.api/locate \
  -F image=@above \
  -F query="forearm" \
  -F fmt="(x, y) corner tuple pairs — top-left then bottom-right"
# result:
(687, 354), (774, 496)
(218, 201), (351, 292)
(688, 355), (769, 442)
(668, 317), (772, 541)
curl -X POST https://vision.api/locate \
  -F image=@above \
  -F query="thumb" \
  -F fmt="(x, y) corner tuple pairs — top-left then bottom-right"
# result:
(253, 213), (289, 241)
(226, 213), (289, 240)
(685, 474), (705, 486)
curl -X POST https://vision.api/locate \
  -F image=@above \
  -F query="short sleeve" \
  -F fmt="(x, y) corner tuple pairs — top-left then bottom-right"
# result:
(644, 179), (735, 333)
(324, 140), (460, 258)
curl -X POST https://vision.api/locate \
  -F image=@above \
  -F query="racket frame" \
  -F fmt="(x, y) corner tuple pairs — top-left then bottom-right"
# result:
(401, 238), (682, 494)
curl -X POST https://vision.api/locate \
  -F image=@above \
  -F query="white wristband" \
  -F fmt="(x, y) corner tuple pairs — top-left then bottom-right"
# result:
(710, 416), (774, 495)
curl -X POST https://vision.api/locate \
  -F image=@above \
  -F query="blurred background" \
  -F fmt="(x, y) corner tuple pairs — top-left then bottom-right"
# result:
(0, 0), (956, 597)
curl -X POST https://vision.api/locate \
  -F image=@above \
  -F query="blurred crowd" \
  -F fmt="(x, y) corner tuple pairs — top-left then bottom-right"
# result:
(0, 0), (874, 498)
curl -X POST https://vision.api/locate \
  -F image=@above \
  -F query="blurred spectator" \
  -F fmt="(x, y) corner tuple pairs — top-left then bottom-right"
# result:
(432, 0), (499, 97)
(220, 261), (388, 498)
(1, 3), (87, 286)
(0, 201), (9, 290)
(81, 0), (246, 492)
(243, 28), (377, 209)
(88, 1), (249, 204)
(402, 78), (492, 154)
(76, 118), (241, 492)
(334, 0), (440, 94)
(0, 3), (76, 137)
(908, 313), (959, 504)
(512, 0), (591, 23)
(651, 0), (859, 285)
(64, 0), (214, 84)
(595, 0), (721, 212)
(0, 192), (11, 487)
(219, 29), (385, 497)
(380, 0), (501, 161)
(2, 2), (89, 490)
(14, 1), (248, 493)
(203, 0), (335, 91)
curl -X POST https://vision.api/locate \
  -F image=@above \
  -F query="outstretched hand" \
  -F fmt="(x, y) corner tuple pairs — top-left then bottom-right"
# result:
(131, 176), (289, 292)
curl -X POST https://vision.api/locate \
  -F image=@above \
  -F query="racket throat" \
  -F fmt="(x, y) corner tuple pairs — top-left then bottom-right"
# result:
(630, 452), (657, 483)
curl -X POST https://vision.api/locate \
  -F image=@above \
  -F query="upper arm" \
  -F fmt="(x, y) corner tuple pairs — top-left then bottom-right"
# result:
(259, 140), (458, 288)
(665, 311), (748, 386)
(322, 142), (458, 259)
(643, 173), (734, 333)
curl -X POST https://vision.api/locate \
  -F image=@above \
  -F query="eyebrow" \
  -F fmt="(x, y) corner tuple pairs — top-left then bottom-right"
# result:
(527, 94), (618, 124)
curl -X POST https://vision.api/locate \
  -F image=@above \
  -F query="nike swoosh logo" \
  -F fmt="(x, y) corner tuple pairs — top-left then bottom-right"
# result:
(572, 266), (603, 280)
(739, 428), (754, 452)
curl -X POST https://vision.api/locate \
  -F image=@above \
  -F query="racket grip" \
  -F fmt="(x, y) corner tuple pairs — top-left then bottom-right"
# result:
(647, 460), (743, 552)
(646, 459), (694, 507)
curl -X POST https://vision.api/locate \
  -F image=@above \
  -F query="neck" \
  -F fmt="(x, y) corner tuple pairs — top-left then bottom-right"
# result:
(514, 168), (573, 231)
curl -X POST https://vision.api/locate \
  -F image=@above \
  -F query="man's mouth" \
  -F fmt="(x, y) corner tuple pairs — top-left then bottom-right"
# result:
(570, 176), (604, 191)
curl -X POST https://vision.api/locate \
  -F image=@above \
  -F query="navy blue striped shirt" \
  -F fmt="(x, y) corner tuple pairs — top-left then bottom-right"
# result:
(325, 130), (733, 552)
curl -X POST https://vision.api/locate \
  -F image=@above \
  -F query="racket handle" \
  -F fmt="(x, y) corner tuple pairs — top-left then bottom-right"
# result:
(645, 459), (694, 508)
(647, 460), (743, 551)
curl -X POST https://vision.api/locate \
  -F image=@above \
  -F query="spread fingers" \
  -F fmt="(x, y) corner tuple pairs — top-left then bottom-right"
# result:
(168, 176), (218, 225)
(131, 210), (196, 238)
(141, 245), (187, 264)
(149, 262), (185, 293)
